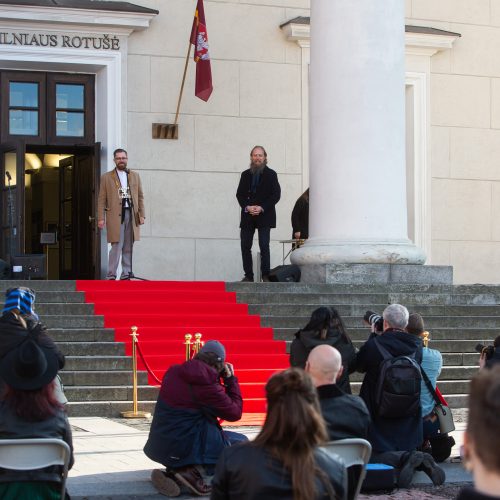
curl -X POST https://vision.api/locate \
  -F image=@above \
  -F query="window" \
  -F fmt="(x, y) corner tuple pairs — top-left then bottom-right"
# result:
(9, 82), (39, 135)
(1, 71), (94, 145)
(1, 72), (45, 143)
(55, 84), (85, 137)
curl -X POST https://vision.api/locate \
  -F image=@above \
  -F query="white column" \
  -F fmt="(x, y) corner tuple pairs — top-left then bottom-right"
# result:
(292, 0), (426, 268)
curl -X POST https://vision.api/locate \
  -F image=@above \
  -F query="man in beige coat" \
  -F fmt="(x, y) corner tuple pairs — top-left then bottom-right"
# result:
(97, 149), (145, 279)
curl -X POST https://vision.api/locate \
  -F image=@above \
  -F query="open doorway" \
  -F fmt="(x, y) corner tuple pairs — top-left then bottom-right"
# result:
(2, 144), (100, 279)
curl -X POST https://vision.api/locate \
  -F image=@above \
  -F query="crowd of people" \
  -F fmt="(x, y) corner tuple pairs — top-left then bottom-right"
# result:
(145, 303), (500, 500)
(0, 285), (499, 499)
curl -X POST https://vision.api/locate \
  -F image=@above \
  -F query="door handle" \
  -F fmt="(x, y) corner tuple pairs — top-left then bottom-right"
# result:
(88, 216), (95, 223)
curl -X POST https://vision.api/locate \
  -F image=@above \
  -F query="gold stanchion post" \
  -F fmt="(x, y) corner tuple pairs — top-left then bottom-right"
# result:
(185, 333), (193, 361)
(121, 326), (151, 419)
(193, 332), (204, 355)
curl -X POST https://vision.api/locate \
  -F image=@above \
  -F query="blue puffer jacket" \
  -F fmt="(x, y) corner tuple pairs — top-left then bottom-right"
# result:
(144, 359), (243, 468)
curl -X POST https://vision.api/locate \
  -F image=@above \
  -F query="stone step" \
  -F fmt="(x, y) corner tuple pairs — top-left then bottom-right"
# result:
(58, 342), (125, 356)
(264, 315), (500, 329)
(64, 356), (133, 371)
(27, 303), (95, 315)
(67, 400), (157, 417)
(237, 290), (500, 306)
(64, 385), (159, 402)
(50, 328), (115, 342)
(0, 291), (86, 303)
(273, 326), (499, 341)
(349, 379), (468, 394)
(40, 315), (104, 328)
(0, 280), (77, 291)
(60, 370), (149, 386)
(249, 303), (500, 317)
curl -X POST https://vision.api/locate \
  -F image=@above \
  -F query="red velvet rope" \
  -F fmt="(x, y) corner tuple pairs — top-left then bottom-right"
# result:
(135, 338), (162, 385)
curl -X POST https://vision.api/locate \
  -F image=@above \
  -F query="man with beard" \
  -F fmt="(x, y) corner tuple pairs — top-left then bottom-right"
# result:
(97, 148), (145, 280)
(236, 146), (281, 282)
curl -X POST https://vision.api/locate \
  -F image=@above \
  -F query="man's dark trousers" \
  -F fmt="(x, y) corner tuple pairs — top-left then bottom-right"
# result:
(241, 225), (271, 280)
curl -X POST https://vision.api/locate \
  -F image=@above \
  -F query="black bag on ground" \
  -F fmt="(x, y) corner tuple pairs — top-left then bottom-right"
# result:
(268, 265), (301, 282)
(374, 338), (422, 418)
(361, 463), (395, 492)
(429, 434), (455, 463)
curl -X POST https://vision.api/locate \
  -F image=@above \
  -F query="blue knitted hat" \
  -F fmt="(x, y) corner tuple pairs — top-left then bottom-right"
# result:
(2, 287), (38, 319)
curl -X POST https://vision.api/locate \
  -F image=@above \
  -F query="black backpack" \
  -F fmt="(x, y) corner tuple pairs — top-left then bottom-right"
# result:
(374, 338), (422, 418)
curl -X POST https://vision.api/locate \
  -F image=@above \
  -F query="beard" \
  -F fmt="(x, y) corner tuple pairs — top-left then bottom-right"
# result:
(249, 160), (266, 173)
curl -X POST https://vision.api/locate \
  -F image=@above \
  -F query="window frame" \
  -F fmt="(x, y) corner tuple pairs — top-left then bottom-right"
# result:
(1, 71), (46, 144)
(47, 73), (95, 145)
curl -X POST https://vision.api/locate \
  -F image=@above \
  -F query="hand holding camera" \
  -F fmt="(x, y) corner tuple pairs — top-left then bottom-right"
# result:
(222, 362), (235, 378)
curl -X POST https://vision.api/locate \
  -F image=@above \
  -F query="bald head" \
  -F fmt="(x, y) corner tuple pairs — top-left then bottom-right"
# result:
(305, 345), (343, 387)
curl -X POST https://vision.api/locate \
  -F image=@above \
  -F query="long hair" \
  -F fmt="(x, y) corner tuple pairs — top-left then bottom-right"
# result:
(303, 307), (350, 343)
(253, 368), (336, 500)
(3, 379), (63, 422)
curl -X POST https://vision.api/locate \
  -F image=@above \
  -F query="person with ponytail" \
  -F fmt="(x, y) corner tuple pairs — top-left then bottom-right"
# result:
(211, 368), (346, 500)
(290, 307), (356, 393)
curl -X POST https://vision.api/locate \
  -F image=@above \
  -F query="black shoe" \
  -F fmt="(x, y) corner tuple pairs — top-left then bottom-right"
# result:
(241, 276), (253, 282)
(261, 275), (271, 282)
(398, 451), (424, 488)
(420, 452), (446, 486)
(105, 275), (116, 280)
(120, 273), (134, 280)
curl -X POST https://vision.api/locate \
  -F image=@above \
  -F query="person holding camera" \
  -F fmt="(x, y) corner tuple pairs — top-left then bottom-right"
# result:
(477, 335), (500, 369)
(144, 340), (246, 497)
(290, 306), (357, 394)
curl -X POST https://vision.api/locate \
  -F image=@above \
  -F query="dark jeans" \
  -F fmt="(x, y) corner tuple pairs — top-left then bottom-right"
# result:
(240, 226), (271, 278)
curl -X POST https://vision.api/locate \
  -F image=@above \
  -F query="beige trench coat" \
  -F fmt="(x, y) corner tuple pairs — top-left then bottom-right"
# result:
(97, 169), (145, 243)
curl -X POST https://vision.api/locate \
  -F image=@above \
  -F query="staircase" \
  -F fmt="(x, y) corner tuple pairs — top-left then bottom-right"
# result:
(227, 282), (500, 408)
(0, 280), (497, 415)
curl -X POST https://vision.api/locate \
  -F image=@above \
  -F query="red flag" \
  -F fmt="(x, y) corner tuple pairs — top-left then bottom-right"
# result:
(190, 0), (213, 101)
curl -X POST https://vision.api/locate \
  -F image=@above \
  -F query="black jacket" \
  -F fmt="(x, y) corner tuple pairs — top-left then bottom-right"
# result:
(0, 403), (74, 484)
(291, 195), (309, 238)
(236, 166), (281, 228)
(211, 443), (347, 500)
(290, 328), (357, 394)
(356, 329), (423, 453)
(318, 384), (371, 441)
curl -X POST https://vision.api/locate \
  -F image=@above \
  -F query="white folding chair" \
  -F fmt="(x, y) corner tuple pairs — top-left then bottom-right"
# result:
(0, 438), (71, 499)
(321, 438), (372, 500)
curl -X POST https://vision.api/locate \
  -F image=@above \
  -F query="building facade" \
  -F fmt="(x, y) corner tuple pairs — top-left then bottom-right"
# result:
(0, 0), (497, 283)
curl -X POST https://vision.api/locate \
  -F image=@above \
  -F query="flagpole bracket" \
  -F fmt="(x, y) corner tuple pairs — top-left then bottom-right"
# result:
(152, 123), (179, 140)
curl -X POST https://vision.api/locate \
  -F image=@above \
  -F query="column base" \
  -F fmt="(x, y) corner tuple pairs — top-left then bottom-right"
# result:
(295, 263), (452, 285)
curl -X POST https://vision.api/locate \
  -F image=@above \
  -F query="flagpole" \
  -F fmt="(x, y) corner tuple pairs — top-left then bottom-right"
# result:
(174, 41), (192, 127)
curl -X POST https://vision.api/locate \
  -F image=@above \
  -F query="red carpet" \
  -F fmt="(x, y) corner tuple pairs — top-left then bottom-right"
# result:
(76, 280), (289, 415)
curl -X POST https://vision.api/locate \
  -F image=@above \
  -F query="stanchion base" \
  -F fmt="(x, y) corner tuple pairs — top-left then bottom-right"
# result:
(120, 410), (151, 419)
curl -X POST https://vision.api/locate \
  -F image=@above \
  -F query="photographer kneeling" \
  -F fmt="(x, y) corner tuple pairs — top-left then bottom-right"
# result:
(144, 340), (246, 497)
(477, 335), (500, 369)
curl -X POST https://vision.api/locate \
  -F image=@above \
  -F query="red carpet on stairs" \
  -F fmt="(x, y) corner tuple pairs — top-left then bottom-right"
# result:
(76, 280), (289, 419)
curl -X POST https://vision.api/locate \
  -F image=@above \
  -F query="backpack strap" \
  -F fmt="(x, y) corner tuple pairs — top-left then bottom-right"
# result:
(420, 367), (442, 406)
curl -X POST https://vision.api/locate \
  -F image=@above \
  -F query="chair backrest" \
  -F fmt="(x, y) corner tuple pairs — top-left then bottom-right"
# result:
(0, 438), (71, 499)
(321, 438), (372, 500)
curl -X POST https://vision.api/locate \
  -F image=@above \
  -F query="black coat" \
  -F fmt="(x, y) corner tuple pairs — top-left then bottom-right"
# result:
(290, 328), (357, 394)
(291, 195), (309, 238)
(211, 443), (347, 500)
(236, 166), (281, 228)
(485, 346), (500, 369)
(318, 384), (371, 442)
(356, 329), (423, 453)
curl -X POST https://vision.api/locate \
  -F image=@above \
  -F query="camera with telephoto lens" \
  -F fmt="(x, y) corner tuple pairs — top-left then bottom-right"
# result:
(475, 343), (495, 360)
(363, 310), (384, 333)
